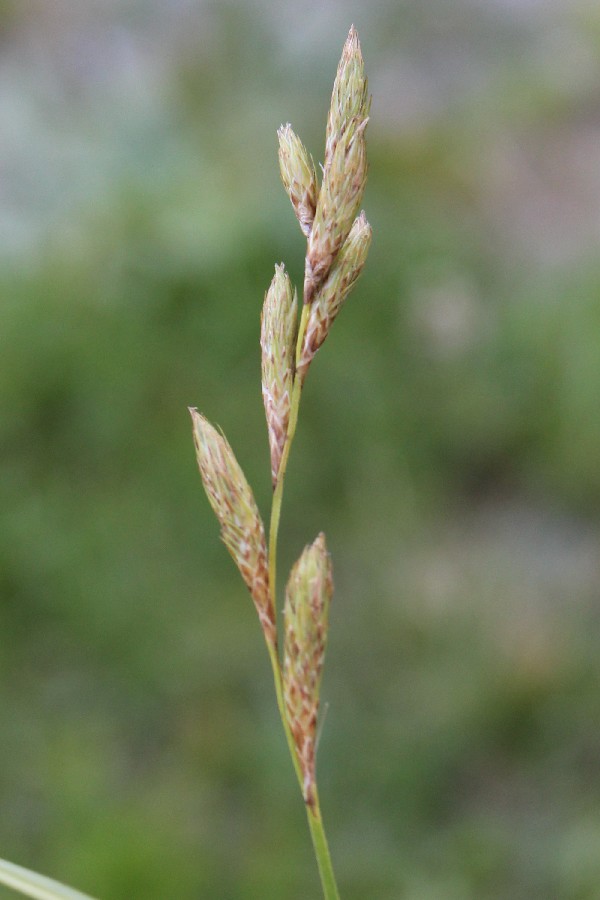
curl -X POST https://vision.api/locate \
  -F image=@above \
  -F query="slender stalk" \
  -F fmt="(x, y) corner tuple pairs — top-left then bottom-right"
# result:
(267, 642), (340, 900)
(267, 301), (341, 899)
(306, 794), (341, 900)
(268, 302), (310, 598)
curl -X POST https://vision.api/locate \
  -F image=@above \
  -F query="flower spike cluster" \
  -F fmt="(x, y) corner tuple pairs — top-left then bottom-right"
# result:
(305, 116), (368, 304)
(192, 28), (371, 898)
(283, 533), (333, 809)
(278, 125), (319, 238)
(261, 265), (297, 487)
(298, 210), (372, 382)
(278, 25), (371, 379)
(190, 409), (275, 646)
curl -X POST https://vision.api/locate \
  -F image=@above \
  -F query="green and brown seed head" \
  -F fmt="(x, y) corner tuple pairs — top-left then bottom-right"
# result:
(283, 533), (333, 807)
(303, 26), (370, 305)
(305, 115), (368, 304)
(278, 125), (319, 238)
(298, 210), (372, 382)
(325, 24), (371, 171)
(261, 265), (298, 487)
(190, 409), (275, 645)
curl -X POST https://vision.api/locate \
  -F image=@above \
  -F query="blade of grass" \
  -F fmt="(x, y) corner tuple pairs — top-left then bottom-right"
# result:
(0, 857), (98, 900)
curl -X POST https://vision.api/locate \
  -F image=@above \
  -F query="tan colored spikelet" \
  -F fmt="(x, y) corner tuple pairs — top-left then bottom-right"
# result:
(283, 533), (333, 808)
(190, 408), (275, 646)
(278, 124), (320, 238)
(261, 265), (298, 487)
(325, 25), (371, 171)
(298, 211), (372, 382)
(304, 115), (368, 303)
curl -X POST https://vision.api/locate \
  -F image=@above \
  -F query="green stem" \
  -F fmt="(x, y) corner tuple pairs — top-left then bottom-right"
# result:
(268, 303), (309, 598)
(267, 301), (341, 900)
(306, 794), (341, 900)
(267, 644), (340, 900)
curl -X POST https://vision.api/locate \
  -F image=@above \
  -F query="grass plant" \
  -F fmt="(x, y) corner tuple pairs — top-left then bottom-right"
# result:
(191, 26), (371, 899)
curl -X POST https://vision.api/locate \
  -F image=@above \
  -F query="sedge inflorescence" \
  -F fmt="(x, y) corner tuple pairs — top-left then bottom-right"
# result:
(191, 26), (371, 898)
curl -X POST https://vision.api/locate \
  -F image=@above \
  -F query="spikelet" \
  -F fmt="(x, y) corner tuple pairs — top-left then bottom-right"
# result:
(298, 211), (372, 383)
(261, 265), (298, 487)
(278, 125), (320, 238)
(305, 115), (368, 303)
(283, 533), (333, 808)
(325, 25), (370, 171)
(190, 409), (275, 646)
(302, 25), (370, 304)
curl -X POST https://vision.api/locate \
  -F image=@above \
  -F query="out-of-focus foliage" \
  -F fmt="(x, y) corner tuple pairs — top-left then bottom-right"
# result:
(2, 2), (600, 898)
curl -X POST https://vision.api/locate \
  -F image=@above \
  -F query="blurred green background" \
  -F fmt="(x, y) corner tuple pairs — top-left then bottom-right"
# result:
(2, 1), (600, 898)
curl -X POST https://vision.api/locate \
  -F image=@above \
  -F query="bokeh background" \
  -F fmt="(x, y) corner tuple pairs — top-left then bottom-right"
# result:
(2, 1), (600, 898)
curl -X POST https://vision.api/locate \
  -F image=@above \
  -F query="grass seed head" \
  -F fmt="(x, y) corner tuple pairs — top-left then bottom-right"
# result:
(283, 533), (333, 807)
(190, 409), (275, 646)
(305, 115), (368, 303)
(298, 211), (372, 382)
(261, 264), (298, 488)
(278, 124), (320, 238)
(325, 25), (370, 171)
